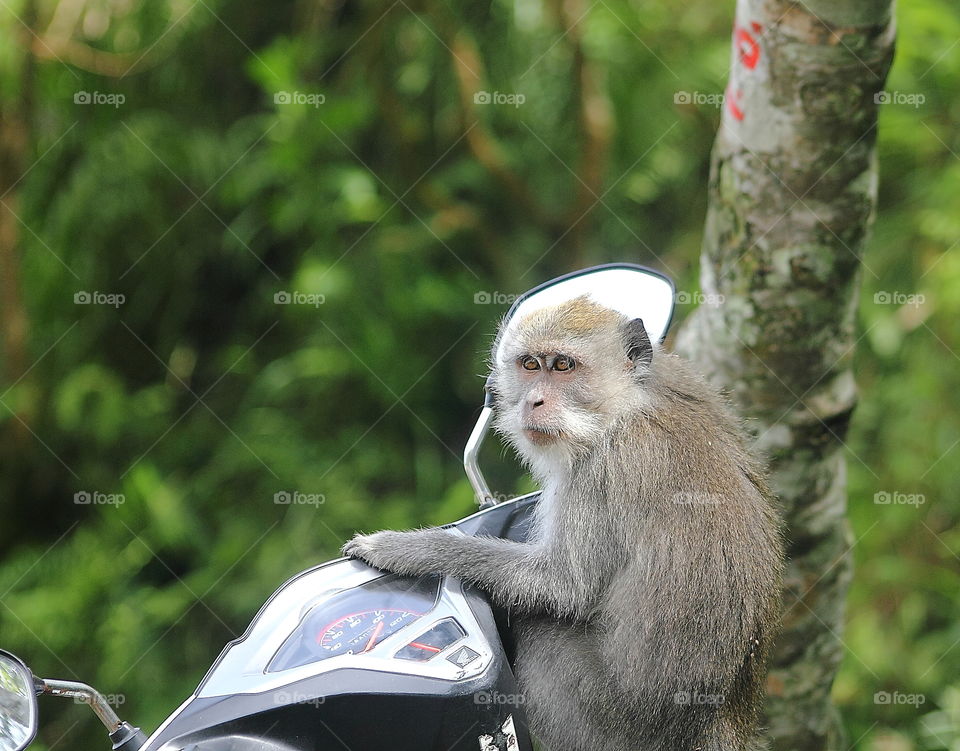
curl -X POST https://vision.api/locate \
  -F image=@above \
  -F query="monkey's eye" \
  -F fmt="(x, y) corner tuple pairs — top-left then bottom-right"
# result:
(520, 356), (541, 371)
(552, 355), (575, 372)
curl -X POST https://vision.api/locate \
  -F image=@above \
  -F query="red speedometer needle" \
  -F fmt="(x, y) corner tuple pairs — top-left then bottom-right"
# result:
(362, 621), (385, 653)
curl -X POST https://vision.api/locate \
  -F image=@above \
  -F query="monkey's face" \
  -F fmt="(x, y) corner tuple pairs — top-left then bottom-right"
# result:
(490, 296), (653, 476)
(510, 351), (591, 447)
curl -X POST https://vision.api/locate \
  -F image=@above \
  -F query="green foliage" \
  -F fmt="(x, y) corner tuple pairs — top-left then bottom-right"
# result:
(0, 1), (955, 749)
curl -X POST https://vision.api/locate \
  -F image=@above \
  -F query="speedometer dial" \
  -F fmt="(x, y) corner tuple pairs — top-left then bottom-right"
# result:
(267, 574), (441, 673)
(317, 609), (422, 657)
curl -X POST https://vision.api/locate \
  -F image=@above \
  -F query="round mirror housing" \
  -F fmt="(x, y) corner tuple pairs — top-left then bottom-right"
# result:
(0, 650), (39, 751)
(494, 263), (675, 366)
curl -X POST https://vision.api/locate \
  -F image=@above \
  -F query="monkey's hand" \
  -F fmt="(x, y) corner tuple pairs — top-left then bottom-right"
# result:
(342, 529), (596, 620)
(341, 528), (457, 577)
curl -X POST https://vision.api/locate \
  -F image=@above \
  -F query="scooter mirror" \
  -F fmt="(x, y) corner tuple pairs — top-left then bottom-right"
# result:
(494, 263), (675, 365)
(0, 650), (38, 751)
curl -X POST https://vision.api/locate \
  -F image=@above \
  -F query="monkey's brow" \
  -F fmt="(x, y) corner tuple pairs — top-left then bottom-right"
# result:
(517, 351), (579, 362)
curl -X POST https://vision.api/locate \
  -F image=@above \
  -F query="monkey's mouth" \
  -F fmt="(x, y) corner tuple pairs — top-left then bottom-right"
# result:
(523, 425), (563, 445)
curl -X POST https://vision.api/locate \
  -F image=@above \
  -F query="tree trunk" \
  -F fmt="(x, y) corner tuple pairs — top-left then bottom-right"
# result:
(675, 1), (895, 749)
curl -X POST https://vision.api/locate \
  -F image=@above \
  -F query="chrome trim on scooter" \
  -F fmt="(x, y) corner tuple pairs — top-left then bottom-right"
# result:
(38, 679), (121, 732)
(464, 401), (496, 508)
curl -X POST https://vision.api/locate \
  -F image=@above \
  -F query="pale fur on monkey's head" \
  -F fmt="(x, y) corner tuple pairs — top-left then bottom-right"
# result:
(489, 295), (656, 481)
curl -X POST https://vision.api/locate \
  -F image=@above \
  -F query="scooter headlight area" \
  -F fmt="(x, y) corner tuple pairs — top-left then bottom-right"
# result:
(142, 499), (537, 751)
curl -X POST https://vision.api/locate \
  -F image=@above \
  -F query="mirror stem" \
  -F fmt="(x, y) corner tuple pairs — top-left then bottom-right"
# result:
(37, 679), (121, 732)
(464, 385), (496, 508)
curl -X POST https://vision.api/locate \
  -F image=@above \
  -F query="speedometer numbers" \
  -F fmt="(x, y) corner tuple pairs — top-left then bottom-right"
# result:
(317, 609), (421, 657)
(318, 611), (468, 664)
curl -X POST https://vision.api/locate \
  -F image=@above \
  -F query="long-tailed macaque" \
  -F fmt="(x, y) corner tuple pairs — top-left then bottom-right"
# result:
(344, 296), (784, 750)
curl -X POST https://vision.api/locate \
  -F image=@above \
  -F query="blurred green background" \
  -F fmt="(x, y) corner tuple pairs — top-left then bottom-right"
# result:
(0, 0), (956, 749)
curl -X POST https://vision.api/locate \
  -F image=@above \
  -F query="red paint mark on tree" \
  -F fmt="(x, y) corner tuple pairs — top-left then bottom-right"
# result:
(735, 25), (761, 70)
(725, 83), (745, 121)
(727, 20), (762, 121)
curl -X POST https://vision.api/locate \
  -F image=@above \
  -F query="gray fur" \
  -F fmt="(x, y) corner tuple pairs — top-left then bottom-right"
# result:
(343, 298), (784, 751)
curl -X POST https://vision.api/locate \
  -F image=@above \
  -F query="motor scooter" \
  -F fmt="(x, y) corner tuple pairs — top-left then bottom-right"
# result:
(0, 263), (674, 751)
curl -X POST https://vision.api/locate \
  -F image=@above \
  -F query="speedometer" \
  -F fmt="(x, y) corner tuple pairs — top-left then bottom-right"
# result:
(268, 574), (442, 673)
(317, 609), (422, 657)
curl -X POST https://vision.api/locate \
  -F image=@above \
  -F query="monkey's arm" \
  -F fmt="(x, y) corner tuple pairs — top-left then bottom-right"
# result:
(342, 528), (596, 620)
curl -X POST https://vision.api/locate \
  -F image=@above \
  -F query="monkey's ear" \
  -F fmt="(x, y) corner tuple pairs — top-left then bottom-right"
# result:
(623, 318), (653, 368)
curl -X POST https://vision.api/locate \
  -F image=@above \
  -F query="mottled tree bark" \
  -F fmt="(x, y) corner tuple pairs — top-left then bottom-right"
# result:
(675, 1), (895, 749)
